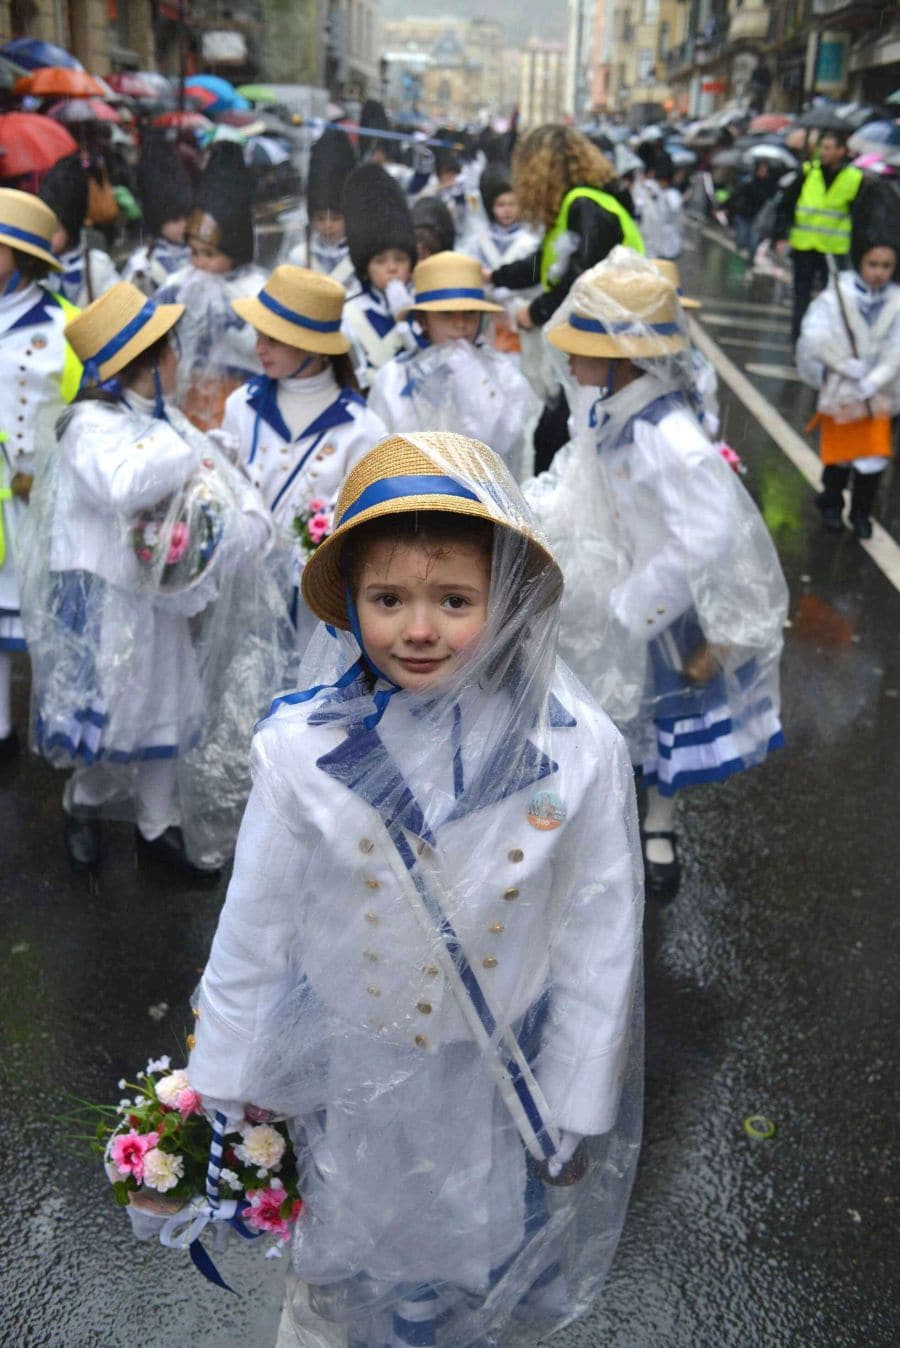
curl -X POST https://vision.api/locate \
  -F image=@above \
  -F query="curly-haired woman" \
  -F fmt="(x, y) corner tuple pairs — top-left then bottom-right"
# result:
(489, 126), (644, 469)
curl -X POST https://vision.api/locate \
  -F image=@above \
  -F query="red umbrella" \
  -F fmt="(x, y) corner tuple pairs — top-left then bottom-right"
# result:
(15, 66), (108, 98)
(748, 113), (794, 135)
(184, 84), (219, 110)
(48, 97), (121, 125)
(0, 111), (77, 177)
(105, 71), (173, 102)
(152, 110), (213, 132)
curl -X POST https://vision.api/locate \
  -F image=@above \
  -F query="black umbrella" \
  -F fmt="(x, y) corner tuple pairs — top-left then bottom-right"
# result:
(795, 104), (851, 131)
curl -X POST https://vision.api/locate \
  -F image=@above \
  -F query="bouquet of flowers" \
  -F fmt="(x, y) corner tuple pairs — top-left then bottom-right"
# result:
(131, 462), (225, 591)
(85, 1054), (302, 1270)
(292, 497), (334, 562)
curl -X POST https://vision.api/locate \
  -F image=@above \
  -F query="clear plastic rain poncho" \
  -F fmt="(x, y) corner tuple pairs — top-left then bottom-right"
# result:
(526, 250), (788, 787)
(367, 339), (542, 481)
(155, 265), (267, 431)
(188, 431), (643, 1347)
(18, 393), (295, 868)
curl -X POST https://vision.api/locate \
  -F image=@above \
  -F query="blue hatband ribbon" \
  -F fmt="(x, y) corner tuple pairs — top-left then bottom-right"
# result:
(0, 221), (53, 254)
(339, 474), (479, 526)
(414, 286), (487, 304)
(83, 298), (159, 381)
(569, 315), (680, 336)
(258, 288), (342, 333)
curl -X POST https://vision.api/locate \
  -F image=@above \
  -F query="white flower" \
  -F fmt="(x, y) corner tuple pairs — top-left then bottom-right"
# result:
(146, 1055), (171, 1074)
(117, 1079), (127, 1090)
(270, 1177), (284, 1191)
(234, 1124), (285, 1172)
(219, 1168), (241, 1191)
(142, 1148), (185, 1193)
(155, 1069), (191, 1108)
(265, 1245), (284, 1259)
(256, 1168), (269, 1179)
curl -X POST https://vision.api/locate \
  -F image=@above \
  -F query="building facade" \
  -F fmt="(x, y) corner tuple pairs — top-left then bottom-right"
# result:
(382, 16), (507, 123)
(518, 36), (567, 127)
(0, 0), (156, 73)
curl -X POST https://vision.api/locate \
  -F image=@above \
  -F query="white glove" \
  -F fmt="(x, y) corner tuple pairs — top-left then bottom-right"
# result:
(385, 277), (414, 318)
(546, 1129), (583, 1179)
(857, 376), (878, 402)
(841, 358), (866, 381)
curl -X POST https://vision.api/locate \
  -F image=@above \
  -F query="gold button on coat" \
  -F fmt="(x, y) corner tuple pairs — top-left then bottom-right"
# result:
(482, 956), (498, 969)
(508, 848), (524, 863)
(503, 888), (519, 901)
(416, 1000), (432, 1015)
(359, 838), (374, 853)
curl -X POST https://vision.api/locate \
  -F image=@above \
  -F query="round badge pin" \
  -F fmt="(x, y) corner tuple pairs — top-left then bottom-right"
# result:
(32, 334), (47, 349)
(527, 790), (566, 831)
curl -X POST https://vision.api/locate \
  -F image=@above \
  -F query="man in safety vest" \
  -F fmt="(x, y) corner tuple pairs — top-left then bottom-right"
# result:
(775, 131), (863, 341)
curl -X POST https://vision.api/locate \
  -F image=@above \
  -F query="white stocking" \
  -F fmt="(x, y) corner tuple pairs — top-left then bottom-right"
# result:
(643, 785), (677, 864)
(135, 757), (180, 841)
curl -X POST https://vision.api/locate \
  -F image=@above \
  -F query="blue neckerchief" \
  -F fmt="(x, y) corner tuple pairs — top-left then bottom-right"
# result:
(601, 388), (689, 450)
(245, 382), (364, 512)
(0, 288), (60, 339)
(362, 284), (397, 339)
(489, 221), (522, 246)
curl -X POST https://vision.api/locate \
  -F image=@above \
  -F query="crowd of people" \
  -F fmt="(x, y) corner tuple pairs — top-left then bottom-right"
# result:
(1, 96), (898, 1348)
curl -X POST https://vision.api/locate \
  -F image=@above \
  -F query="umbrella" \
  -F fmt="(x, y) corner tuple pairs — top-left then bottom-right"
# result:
(744, 143), (797, 167)
(183, 74), (250, 115)
(236, 84), (280, 104)
(0, 38), (82, 71)
(796, 103), (851, 131)
(0, 111), (77, 177)
(748, 113), (793, 135)
(710, 148), (743, 170)
(848, 119), (900, 149)
(887, 90), (900, 106)
(15, 67), (108, 98)
(105, 71), (174, 103)
(667, 143), (698, 167)
(0, 53), (28, 90)
(243, 135), (292, 168)
(48, 98), (120, 125)
(152, 110), (213, 133)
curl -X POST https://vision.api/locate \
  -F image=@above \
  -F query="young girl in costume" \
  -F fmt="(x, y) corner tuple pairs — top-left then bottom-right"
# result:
(367, 252), (540, 481)
(18, 282), (290, 875)
(0, 189), (81, 762)
(340, 163), (418, 389)
(156, 142), (267, 430)
(188, 430), (643, 1348)
(796, 224), (899, 540)
(221, 265), (387, 634)
(38, 154), (119, 307)
(530, 250), (787, 900)
(281, 128), (356, 290)
(122, 130), (192, 296)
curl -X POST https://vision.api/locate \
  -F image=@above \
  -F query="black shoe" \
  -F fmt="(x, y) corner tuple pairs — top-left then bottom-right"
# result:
(135, 825), (221, 883)
(849, 510), (873, 541)
(816, 494), (844, 532)
(0, 728), (19, 763)
(64, 815), (102, 869)
(641, 829), (681, 902)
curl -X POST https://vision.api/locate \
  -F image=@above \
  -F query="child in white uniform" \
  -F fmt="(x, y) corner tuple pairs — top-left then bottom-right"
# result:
(188, 430), (643, 1348)
(156, 142), (266, 430)
(39, 154), (119, 306)
(19, 282), (286, 875)
(0, 188), (81, 761)
(282, 128), (356, 290)
(796, 225), (900, 540)
(340, 163), (418, 389)
(532, 250), (787, 900)
(122, 131), (192, 295)
(368, 252), (540, 481)
(222, 265), (386, 632)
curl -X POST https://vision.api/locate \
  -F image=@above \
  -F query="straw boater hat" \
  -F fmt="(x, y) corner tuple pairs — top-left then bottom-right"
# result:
(547, 260), (687, 358)
(301, 432), (561, 630)
(0, 188), (62, 271)
(64, 281), (184, 382)
(408, 251), (502, 314)
(650, 259), (701, 310)
(231, 265), (350, 356)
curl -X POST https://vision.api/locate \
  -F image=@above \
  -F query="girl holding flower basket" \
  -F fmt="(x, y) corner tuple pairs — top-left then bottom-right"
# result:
(220, 265), (386, 639)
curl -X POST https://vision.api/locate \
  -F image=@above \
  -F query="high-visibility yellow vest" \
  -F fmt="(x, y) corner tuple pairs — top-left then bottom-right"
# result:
(50, 291), (83, 403)
(540, 187), (645, 290)
(788, 162), (862, 255)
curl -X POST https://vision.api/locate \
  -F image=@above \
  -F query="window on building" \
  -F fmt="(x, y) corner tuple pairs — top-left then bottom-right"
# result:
(643, 0), (660, 18)
(638, 49), (654, 81)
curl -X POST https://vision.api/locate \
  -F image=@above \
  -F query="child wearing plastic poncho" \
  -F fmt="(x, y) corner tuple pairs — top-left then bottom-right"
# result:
(796, 225), (899, 541)
(18, 282), (292, 877)
(188, 431), (643, 1348)
(368, 252), (541, 482)
(0, 189), (81, 763)
(526, 249), (787, 902)
(220, 265), (386, 642)
(156, 143), (266, 431)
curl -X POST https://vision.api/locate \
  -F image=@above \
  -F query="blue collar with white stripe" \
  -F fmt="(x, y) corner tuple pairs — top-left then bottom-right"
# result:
(0, 288), (61, 338)
(246, 376), (364, 446)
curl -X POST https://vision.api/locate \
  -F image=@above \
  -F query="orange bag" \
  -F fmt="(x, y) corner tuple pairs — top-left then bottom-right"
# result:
(86, 169), (119, 227)
(807, 413), (893, 466)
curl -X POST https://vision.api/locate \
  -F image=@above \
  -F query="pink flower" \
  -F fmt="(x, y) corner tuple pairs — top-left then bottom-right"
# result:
(307, 498), (327, 514)
(308, 512), (332, 544)
(166, 522), (190, 564)
(110, 1128), (160, 1182)
(243, 1186), (303, 1241)
(177, 1087), (203, 1121)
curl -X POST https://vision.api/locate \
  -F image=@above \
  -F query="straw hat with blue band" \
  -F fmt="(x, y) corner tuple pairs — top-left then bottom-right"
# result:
(63, 281), (184, 383)
(406, 251), (503, 315)
(301, 432), (561, 630)
(231, 265), (350, 356)
(651, 258), (701, 310)
(546, 250), (687, 358)
(0, 188), (63, 271)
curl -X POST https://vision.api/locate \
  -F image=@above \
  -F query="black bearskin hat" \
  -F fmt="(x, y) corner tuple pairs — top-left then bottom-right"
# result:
(432, 127), (461, 179)
(307, 128), (356, 217)
(851, 181), (900, 276)
(186, 141), (254, 267)
(359, 99), (392, 161)
(413, 195), (455, 257)
(342, 162), (416, 282)
(137, 131), (193, 237)
(480, 161), (513, 219)
(38, 153), (87, 244)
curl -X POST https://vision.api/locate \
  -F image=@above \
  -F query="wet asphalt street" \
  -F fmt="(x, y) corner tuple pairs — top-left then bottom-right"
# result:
(1, 223), (898, 1347)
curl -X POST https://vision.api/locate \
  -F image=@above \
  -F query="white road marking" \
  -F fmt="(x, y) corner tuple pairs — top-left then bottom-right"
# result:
(689, 315), (900, 593)
(744, 363), (806, 382)
(701, 312), (791, 333)
(700, 297), (793, 317)
(717, 336), (795, 354)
